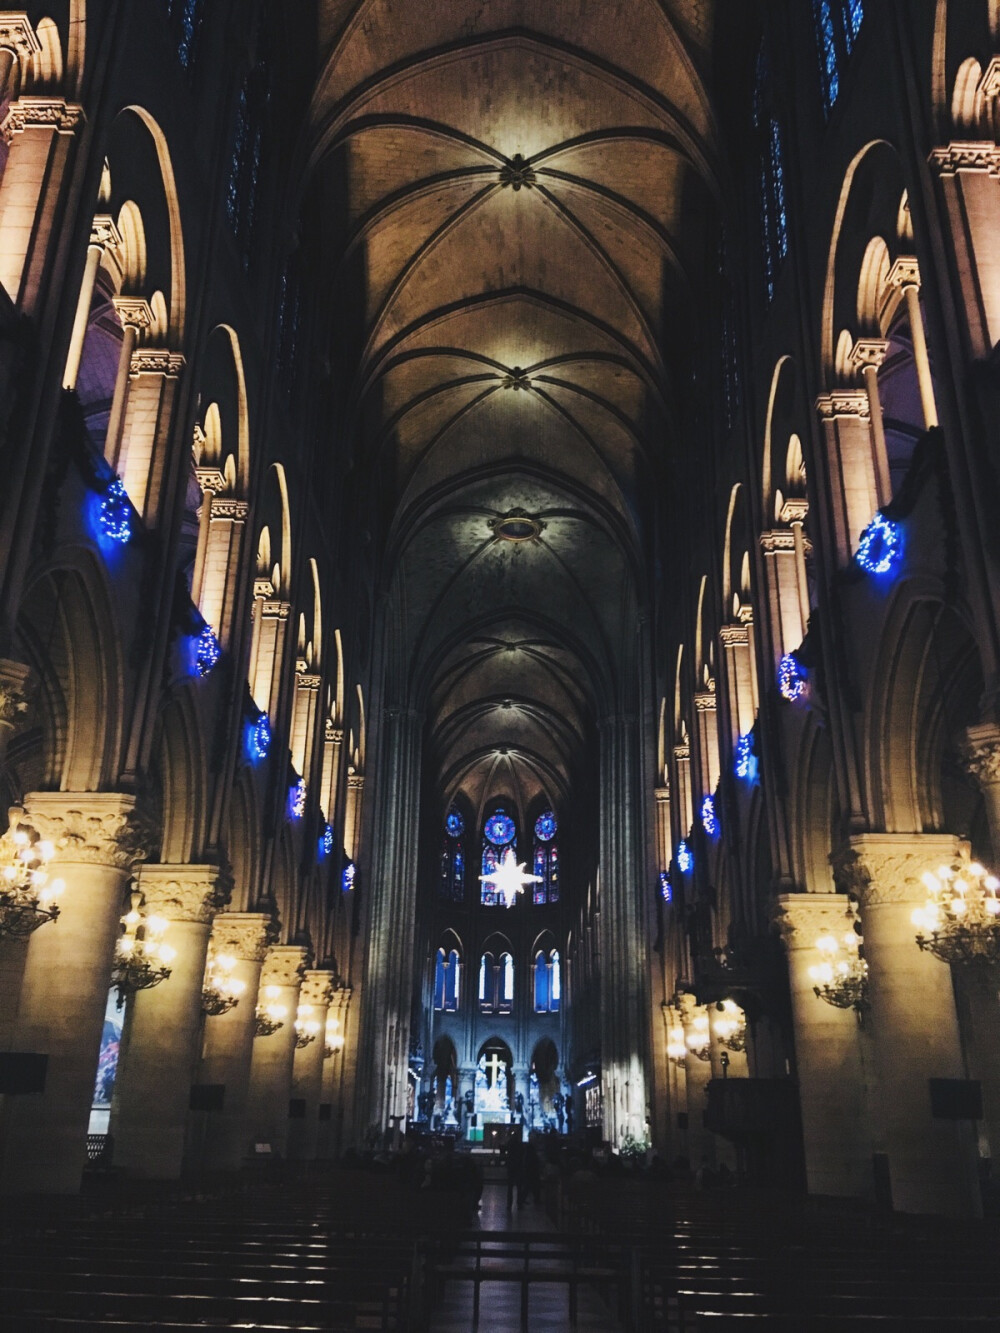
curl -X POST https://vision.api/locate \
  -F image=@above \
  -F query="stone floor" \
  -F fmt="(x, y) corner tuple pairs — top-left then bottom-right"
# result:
(427, 1181), (621, 1331)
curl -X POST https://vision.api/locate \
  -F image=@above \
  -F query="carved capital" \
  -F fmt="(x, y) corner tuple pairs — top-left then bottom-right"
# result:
(655, 785), (671, 806)
(674, 991), (700, 1024)
(91, 213), (123, 253)
(778, 497), (810, 526)
(928, 140), (1000, 177)
(19, 792), (146, 870)
(776, 892), (855, 950)
(848, 337), (888, 371)
(962, 722), (1000, 787)
(130, 348), (185, 376)
(112, 295), (154, 331)
(211, 498), (249, 522)
(295, 673), (321, 692)
(0, 658), (32, 730)
(348, 773), (365, 791)
(261, 944), (310, 989)
(815, 389), (870, 421)
(137, 863), (230, 924)
(2, 96), (85, 135)
(300, 969), (335, 1008)
(210, 911), (275, 963)
(694, 690), (716, 714)
(262, 599), (291, 621)
(885, 255), (920, 292)
(330, 984), (352, 1015)
(831, 834), (969, 907)
(673, 744), (690, 763)
(0, 16), (42, 57)
(760, 528), (798, 555)
(719, 623), (749, 649)
(196, 467), (227, 494)
(325, 721), (344, 745)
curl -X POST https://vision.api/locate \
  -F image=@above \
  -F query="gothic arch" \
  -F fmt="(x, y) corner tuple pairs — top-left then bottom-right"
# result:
(156, 685), (207, 864)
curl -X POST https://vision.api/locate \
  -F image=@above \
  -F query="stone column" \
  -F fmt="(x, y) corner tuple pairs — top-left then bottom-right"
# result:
(849, 338), (891, 508)
(355, 707), (422, 1137)
(927, 139), (1000, 360)
(194, 912), (272, 1171)
(0, 793), (142, 1194)
(319, 985), (351, 1157)
(661, 1003), (687, 1162)
(344, 771), (365, 861)
(244, 944), (308, 1156)
(836, 835), (981, 1217)
(64, 215), (123, 390)
(776, 893), (872, 1197)
(815, 391), (881, 563)
(677, 992), (713, 1168)
(886, 258), (939, 430)
(288, 969), (334, 1161)
(110, 865), (227, 1179)
(599, 713), (649, 1147)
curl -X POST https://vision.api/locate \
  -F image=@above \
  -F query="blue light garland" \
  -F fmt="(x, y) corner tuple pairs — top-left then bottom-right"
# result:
(194, 626), (221, 677)
(659, 871), (672, 903)
(249, 713), (271, 761)
(701, 795), (720, 838)
(777, 653), (807, 702)
(323, 822), (334, 857)
(288, 777), (306, 820)
(99, 478), (132, 544)
(856, 512), (903, 577)
(676, 840), (693, 874)
(734, 731), (755, 780)
(342, 860), (356, 893)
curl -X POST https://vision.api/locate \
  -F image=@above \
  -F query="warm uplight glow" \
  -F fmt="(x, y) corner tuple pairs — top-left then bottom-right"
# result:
(479, 846), (542, 908)
(808, 911), (868, 1014)
(202, 951), (247, 1016)
(667, 1025), (687, 1066)
(913, 861), (1000, 963)
(111, 892), (175, 1007)
(0, 824), (63, 938)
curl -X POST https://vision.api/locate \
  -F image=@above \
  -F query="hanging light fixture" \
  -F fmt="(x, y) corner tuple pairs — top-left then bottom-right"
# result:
(667, 1025), (687, 1068)
(0, 824), (63, 939)
(254, 984), (288, 1037)
(808, 908), (868, 1014)
(111, 890), (175, 1008)
(685, 1011), (711, 1061)
(712, 999), (747, 1052)
(201, 951), (246, 1016)
(912, 861), (1000, 965)
(294, 1003), (322, 1049)
(324, 1015), (345, 1059)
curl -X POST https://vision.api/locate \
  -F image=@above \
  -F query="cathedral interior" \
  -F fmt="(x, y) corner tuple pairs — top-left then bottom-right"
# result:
(4, 0), (1000, 1328)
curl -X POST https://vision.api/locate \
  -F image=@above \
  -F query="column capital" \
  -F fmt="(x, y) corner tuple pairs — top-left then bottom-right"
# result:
(325, 721), (344, 745)
(0, 658), (32, 729)
(130, 348), (185, 376)
(18, 791), (146, 871)
(301, 969), (336, 1007)
(928, 140), (1000, 177)
(2, 96), (85, 136)
(815, 389), (870, 420)
(91, 213), (123, 254)
(211, 497), (249, 521)
(961, 722), (1000, 787)
(261, 944), (310, 988)
(137, 863), (231, 924)
(759, 528), (798, 555)
(693, 689), (716, 713)
(0, 16), (42, 57)
(330, 985), (353, 1014)
(719, 622), (749, 648)
(655, 784), (670, 805)
(775, 892), (854, 950)
(778, 497), (810, 526)
(210, 911), (275, 963)
(112, 295), (154, 331)
(674, 991), (700, 1022)
(885, 255), (921, 291)
(347, 773), (365, 791)
(848, 337), (888, 371)
(831, 834), (969, 907)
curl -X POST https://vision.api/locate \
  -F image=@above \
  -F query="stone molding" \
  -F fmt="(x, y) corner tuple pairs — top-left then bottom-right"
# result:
(261, 944), (310, 989)
(694, 690), (716, 713)
(347, 773), (365, 791)
(719, 623), (749, 648)
(980, 56), (1000, 100)
(848, 337), (888, 371)
(261, 599), (291, 620)
(295, 673), (321, 691)
(673, 744), (690, 763)
(210, 911), (275, 963)
(18, 792), (145, 870)
(831, 833), (969, 907)
(760, 528), (798, 555)
(0, 15), (42, 57)
(885, 256), (920, 291)
(130, 349), (185, 376)
(325, 721), (343, 745)
(815, 389), (870, 420)
(0, 658), (32, 729)
(655, 785), (670, 805)
(928, 140), (1000, 177)
(2, 96), (85, 136)
(137, 863), (230, 924)
(210, 498), (249, 521)
(775, 892), (855, 950)
(962, 722), (1000, 787)
(112, 295), (153, 331)
(300, 969), (335, 1008)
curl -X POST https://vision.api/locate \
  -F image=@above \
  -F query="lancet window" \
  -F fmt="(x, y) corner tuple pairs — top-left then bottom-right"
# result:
(812, 0), (864, 117)
(533, 949), (561, 1013)
(227, 61), (269, 273)
(532, 810), (559, 905)
(479, 949), (514, 1014)
(481, 808), (516, 906)
(434, 946), (461, 1012)
(163, 0), (206, 70)
(440, 807), (465, 903)
(753, 41), (789, 303)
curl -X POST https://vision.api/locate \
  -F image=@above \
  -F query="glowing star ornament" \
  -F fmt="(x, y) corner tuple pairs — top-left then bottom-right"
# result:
(480, 846), (541, 909)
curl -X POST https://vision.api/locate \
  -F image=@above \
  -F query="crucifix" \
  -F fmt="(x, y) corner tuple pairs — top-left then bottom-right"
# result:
(485, 1050), (506, 1087)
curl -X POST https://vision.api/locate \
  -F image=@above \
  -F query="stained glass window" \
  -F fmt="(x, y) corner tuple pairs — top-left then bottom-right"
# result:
(440, 808), (465, 902)
(277, 258), (302, 394)
(532, 811), (559, 905)
(482, 808), (516, 905)
(534, 949), (561, 1012)
(434, 947), (461, 1012)
(753, 41), (789, 302)
(163, 0), (205, 70)
(720, 231), (741, 431)
(478, 950), (514, 1013)
(226, 62), (270, 274)
(812, 0), (864, 117)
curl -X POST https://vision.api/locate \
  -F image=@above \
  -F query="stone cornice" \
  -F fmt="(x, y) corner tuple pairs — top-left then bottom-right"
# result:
(719, 623), (749, 648)
(815, 389), (870, 421)
(18, 792), (145, 870)
(130, 348), (185, 376)
(775, 892), (855, 950)
(210, 911), (275, 963)
(929, 141), (1000, 176)
(759, 528), (798, 555)
(0, 16), (42, 57)
(210, 497), (249, 521)
(831, 833), (969, 907)
(261, 944), (310, 988)
(137, 863), (230, 924)
(300, 969), (335, 1008)
(2, 96), (85, 136)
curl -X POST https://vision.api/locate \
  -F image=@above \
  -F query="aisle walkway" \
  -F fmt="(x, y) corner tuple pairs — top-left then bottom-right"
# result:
(428, 1180), (622, 1332)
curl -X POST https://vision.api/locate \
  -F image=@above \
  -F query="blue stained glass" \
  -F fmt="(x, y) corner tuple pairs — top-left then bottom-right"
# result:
(484, 811), (516, 846)
(534, 845), (547, 905)
(446, 808), (464, 837)
(813, 0), (839, 112)
(846, 0), (864, 48)
(177, 0), (202, 69)
(481, 843), (500, 907)
(771, 120), (788, 260)
(534, 810), (557, 842)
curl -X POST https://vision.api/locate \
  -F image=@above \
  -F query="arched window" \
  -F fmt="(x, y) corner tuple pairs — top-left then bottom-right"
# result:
(720, 231), (741, 431)
(812, 0), (864, 117)
(227, 60), (270, 273)
(478, 947), (514, 1014)
(534, 948), (561, 1013)
(532, 810), (559, 905)
(753, 40), (789, 303)
(276, 253), (303, 394)
(434, 946), (461, 1012)
(440, 807), (465, 902)
(163, 0), (206, 70)
(481, 807), (516, 906)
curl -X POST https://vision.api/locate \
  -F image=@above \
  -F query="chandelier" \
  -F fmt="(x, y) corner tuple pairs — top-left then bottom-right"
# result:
(201, 951), (246, 1016)
(0, 824), (63, 939)
(254, 984), (288, 1037)
(686, 1011), (711, 1062)
(667, 1024), (687, 1068)
(912, 861), (1000, 965)
(111, 891), (175, 1008)
(712, 999), (746, 1052)
(294, 1003), (322, 1049)
(808, 910), (868, 1014)
(325, 1015), (345, 1059)
(480, 846), (541, 908)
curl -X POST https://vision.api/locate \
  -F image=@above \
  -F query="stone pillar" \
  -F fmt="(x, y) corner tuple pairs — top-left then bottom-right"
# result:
(693, 689), (719, 796)
(661, 1003), (687, 1162)
(849, 338), (891, 508)
(776, 893), (872, 1197)
(355, 707), (421, 1137)
(719, 623), (755, 741)
(197, 495), (249, 647)
(886, 258), (939, 431)
(836, 835), (981, 1217)
(244, 945), (308, 1156)
(110, 865), (227, 1179)
(344, 771), (365, 861)
(672, 742), (693, 837)
(288, 969), (334, 1161)
(759, 529), (807, 660)
(319, 985), (351, 1157)
(117, 346), (186, 528)
(64, 215), (123, 390)
(677, 992), (713, 1168)
(599, 713), (648, 1147)
(927, 139), (1000, 361)
(194, 912), (272, 1171)
(815, 391), (881, 563)
(0, 793), (142, 1194)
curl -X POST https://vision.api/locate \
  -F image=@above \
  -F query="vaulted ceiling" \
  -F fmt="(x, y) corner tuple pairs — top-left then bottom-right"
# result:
(308, 1), (720, 825)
